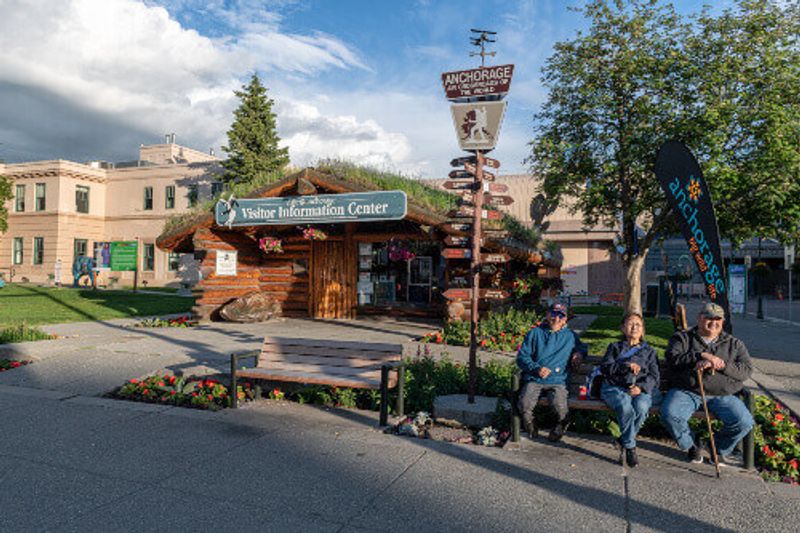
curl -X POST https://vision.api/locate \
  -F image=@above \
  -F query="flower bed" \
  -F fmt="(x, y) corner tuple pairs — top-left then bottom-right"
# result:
(0, 359), (30, 372)
(133, 315), (196, 328)
(113, 374), (257, 411)
(419, 307), (543, 352)
(754, 395), (799, 484)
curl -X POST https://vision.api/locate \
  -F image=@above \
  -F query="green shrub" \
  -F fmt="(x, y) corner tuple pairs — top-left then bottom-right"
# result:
(753, 395), (799, 484)
(0, 323), (55, 344)
(421, 307), (544, 352)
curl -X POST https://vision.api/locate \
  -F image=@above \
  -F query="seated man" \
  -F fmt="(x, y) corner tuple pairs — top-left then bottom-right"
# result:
(517, 303), (587, 442)
(661, 302), (754, 466)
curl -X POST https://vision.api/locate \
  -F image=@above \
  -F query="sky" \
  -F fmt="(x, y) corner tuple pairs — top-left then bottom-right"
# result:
(0, 0), (719, 178)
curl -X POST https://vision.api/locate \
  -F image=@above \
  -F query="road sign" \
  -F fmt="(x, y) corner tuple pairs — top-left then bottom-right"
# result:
(448, 170), (475, 180)
(443, 223), (472, 233)
(449, 206), (504, 220)
(485, 194), (514, 206)
(481, 253), (510, 263)
(444, 235), (479, 247)
(483, 157), (501, 169)
(451, 101), (507, 151)
(463, 162), (495, 181)
(441, 64), (515, 99)
(442, 248), (472, 260)
(443, 288), (510, 300)
(443, 180), (476, 191)
(450, 156), (477, 167)
(483, 182), (508, 193)
(483, 230), (510, 239)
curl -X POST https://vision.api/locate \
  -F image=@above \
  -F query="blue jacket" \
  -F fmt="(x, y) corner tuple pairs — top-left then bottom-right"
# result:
(600, 340), (660, 394)
(516, 325), (587, 385)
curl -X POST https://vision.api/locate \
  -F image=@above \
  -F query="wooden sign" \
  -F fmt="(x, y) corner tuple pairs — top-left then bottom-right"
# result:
(483, 157), (501, 169)
(442, 248), (472, 259)
(442, 223), (472, 233)
(443, 288), (511, 301)
(444, 235), (472, 246)
(443, 180), (476, 191)
(482, 253), (510, 263)
(441, 64), (515, 99)
(464, 162), (495, 181)
(450, 156), (477, 168)
(448, 170), (474, 181)
(450, 206), (504, 220)
(483, 230), (510, 239)
(483, 182), (508, 193)
(485, 194), (514, 206)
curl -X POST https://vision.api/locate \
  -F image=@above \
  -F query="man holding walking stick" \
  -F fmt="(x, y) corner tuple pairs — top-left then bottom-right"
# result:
(661, 303), (754, 467)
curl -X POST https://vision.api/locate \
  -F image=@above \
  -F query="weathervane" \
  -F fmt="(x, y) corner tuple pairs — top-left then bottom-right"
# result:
(469, 28), (496, 67)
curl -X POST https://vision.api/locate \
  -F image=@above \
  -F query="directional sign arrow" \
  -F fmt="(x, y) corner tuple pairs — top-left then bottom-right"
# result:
(450, 206), (504, 220)
(442, 248), (472, 260)
(448, 170), (475, 181)
(443, 288), (511, 301)
(463, 162), (496, 181)
(481, 289), (511, 300)
(483, 230), (510, 239)
(450, 156), (477, 168)
(442, 223), (472, 233)
(483, 157), (501, 169)
(483, 182), (508, 193)
(443, 180), (477, 191)
(485, 194), (514, 206)
(481, 253), (511, 263)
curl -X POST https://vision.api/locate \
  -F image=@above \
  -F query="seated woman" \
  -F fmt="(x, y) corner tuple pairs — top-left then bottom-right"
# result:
(600, 313), (659, 467)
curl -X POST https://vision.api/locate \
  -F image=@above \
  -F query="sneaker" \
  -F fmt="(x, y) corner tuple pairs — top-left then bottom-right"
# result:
(547, 423), (565, 442)
(687, 444), (704, 464)
(523, 419), (539, 439)
(625, 448), (639, 468)
(718, 451), (745, 468)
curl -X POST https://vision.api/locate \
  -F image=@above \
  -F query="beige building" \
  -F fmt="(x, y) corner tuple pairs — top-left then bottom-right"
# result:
(0, 139), (221, 286)
(428, 174), (624, 296)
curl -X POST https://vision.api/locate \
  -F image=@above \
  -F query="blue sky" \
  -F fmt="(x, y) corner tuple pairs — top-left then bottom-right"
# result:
(0, 0), (724, 178)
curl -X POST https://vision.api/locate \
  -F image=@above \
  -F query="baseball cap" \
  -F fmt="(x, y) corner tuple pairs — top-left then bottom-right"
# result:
(549, 303), (568, 317)
(700, 302), (725, 320)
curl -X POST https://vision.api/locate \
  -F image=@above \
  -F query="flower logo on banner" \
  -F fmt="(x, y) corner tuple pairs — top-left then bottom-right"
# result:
(687, 178), (703, 203)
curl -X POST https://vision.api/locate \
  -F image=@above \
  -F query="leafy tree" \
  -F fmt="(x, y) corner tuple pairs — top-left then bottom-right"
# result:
(222, 74), (289, 184)
(0, 175), (13, 233)
(529, 0), (800, 314)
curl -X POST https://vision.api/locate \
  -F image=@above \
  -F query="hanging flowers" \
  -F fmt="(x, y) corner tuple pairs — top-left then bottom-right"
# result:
(258, 237), (284, 254)
(302, 227), (328, 241)
(388, 241), (416, 262)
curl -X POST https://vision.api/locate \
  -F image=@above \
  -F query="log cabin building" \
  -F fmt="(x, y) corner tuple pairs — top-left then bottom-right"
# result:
(156, 165), (560, 321)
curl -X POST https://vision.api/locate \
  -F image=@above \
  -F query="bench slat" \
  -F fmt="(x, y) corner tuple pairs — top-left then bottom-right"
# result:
(236, 368), (395, 389)
(255, 362), (384, 379)
(260, 344), (399, 362)
(260, 353), (395, 369)
(262, 337), (399, 353)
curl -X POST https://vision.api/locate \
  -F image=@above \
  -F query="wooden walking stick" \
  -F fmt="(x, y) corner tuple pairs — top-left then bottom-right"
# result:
(697, 368), (721, 478)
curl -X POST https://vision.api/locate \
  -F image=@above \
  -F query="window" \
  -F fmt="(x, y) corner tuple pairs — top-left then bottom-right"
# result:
(15, 184), (25, 212)
(165, 185), (175, 209)
(33, 237), (44, 265)
(187, 184), (199, 207)
(143, 244), (155, 271)
(211, 182), (224, 198)
(73, 239), (88, 260)
(168, 252), (181, 271)
(143, 186), (153, 210)
(35, 183), (46, 211)
(76, 185), (90, 213)
(12, 237), (23, 265)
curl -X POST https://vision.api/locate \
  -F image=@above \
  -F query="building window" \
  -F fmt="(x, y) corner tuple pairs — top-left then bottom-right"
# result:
(187, 184), (199, 207)
(143, 244), (155, 271)
(211, 182), (224, 198)
(35, 183), (46, 211)
(76, 185), (90, 213)
(33, 237), (44, 265)
(165, 185), (175, 209)
(143, 186), (153, 210)
(168, 252), (181, 271)
(12, 237), (23, 265)
(15, 184), (25, 212)
(74, 239), (88, 261)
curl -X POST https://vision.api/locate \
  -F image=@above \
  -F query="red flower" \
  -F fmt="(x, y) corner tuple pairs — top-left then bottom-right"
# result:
(206, 394), (213, 401)
(142, 388), (150, 395)
(157, 381), (165, 387)
(10, 361), (21, 368)
(130, 378), (138, 384)
(168, 375), (176, 384)
(789, 459), (799, 470)
(775, 413), (785, 422)
(192, 392), (198, 397)
(170, 391), (176, 396)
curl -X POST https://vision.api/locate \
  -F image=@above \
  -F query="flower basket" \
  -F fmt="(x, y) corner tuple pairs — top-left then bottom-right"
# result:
(302, 227), (328, 241)
(258, 237), (284, 254)
(388, 242), (416, 262)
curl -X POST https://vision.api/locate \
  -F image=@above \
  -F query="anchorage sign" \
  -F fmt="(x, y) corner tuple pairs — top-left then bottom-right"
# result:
(215, 191), (408, 228)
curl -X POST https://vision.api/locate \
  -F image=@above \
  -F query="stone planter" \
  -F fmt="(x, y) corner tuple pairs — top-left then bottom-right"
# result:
(402, 340), (515, 365)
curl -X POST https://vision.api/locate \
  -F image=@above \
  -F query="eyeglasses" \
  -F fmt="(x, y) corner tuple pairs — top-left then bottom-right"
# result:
(549, 312), (566, 319)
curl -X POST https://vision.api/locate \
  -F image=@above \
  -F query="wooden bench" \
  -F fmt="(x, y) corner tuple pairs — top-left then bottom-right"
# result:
(510, 356), (755, 469)
(230, 337), (406, 425)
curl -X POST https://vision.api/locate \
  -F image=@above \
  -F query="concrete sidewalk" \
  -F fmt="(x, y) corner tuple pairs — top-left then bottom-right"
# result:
(0, 384), (796, 532)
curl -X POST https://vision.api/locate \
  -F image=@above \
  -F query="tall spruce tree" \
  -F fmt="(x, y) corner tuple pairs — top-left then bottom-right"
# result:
(222, 74), (289, 184)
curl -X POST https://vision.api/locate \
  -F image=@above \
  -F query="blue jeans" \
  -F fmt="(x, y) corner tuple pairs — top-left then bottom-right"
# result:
(661, 389), (754, 456)
(601, 383), (652, 449)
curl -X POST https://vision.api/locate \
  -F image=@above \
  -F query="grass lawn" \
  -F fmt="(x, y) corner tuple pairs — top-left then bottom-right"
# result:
(572, 305), (676, 358)
(0, 284), (195, 327)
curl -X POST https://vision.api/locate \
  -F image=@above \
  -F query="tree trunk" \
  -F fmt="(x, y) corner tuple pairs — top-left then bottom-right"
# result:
(623, 255), (646, 316)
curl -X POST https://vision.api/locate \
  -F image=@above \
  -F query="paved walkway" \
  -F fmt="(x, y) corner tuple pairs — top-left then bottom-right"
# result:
(0, 314), (797, 530)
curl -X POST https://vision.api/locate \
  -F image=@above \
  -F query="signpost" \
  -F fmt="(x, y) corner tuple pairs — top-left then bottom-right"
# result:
(441, 30), (513, 404)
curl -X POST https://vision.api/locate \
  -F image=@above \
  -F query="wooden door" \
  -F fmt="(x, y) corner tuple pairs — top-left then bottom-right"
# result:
(310, 240), (357, 318)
